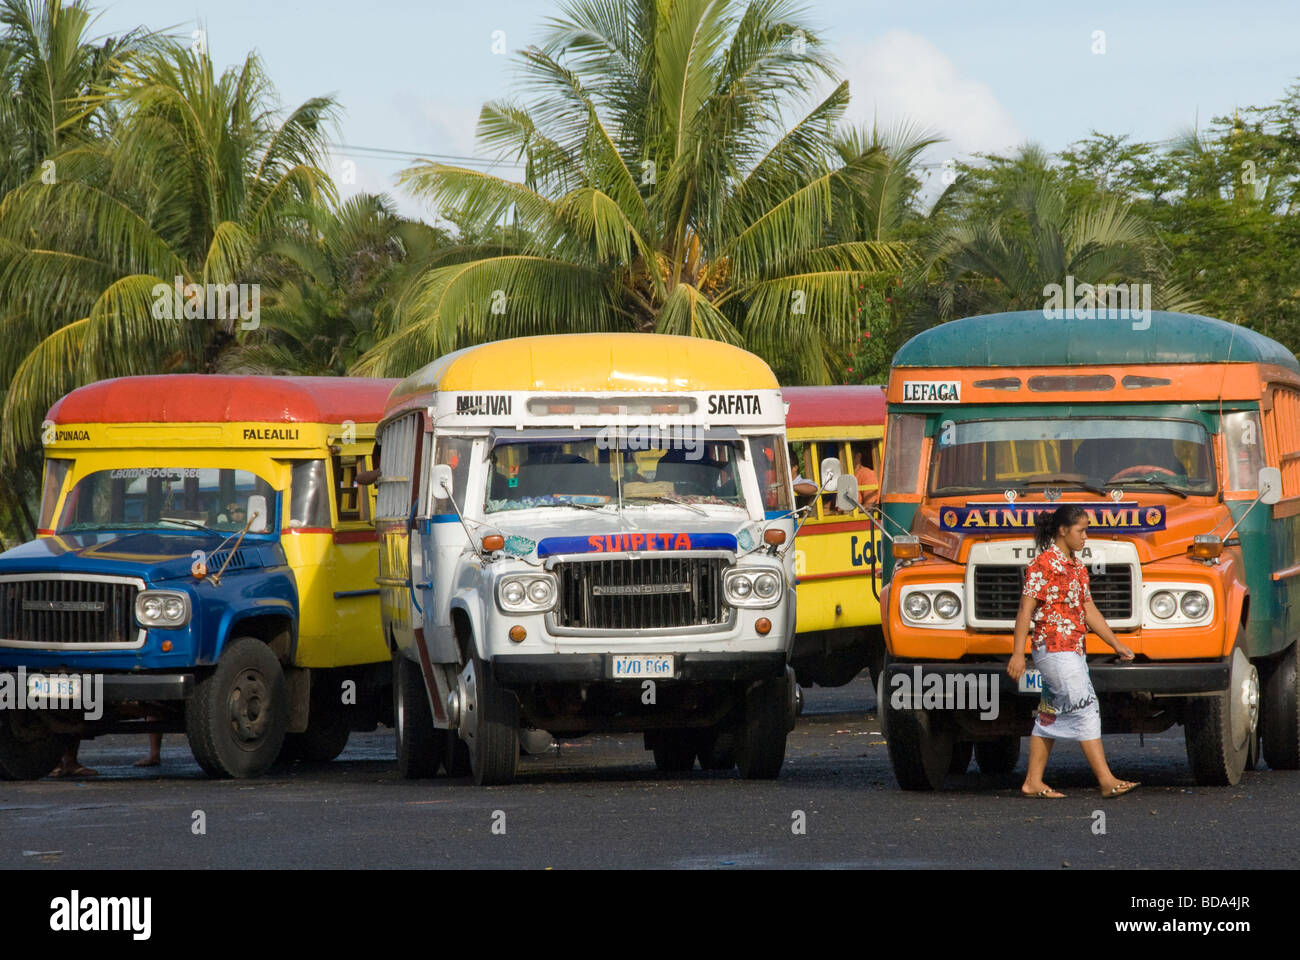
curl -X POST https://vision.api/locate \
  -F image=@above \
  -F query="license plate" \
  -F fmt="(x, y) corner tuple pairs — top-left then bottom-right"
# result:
(612, 655), (675, 679)
(1017, 668), (1043, 694)
(28, 674), (81, 700)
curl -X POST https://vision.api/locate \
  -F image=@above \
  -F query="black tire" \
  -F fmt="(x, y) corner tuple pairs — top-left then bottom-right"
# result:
(283, 683), (352, 763)
(393, 652), (444, 779)
(697, 723), (739, 770)
(444, 732), (471, 776)
(186, 637), (289, 779)
(1185, 644), (1258, 786)
(1261, 641), (1299, 770)
(463, 655), (519, 786)
(949, 740), (973, 775)
(881, 672), (954, 791)
(975, 736), (1021, 775)
(647, 731), (697, 772)
(0, 713), (70, 781)
(736, 671), (793, 780)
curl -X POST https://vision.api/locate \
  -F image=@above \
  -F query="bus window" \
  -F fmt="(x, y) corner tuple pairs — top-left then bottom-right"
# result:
(433, 437), (473, 514)
(290, 460), (331, 529)
(850, 440), (879, 507)
(39, 459), (72, 530)
(332, 455), (371, 523)
(882, 414), (926, 495)
(1223, 410), (1265, 491)
(748, 436), (792, 512)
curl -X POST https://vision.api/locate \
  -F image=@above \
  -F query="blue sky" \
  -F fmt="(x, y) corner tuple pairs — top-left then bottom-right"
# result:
(92, 0), (1300, 218)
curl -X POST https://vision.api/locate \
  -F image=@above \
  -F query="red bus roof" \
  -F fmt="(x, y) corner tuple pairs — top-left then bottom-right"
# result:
(48, 375), (401, 425)
(783, 385), (886, 429)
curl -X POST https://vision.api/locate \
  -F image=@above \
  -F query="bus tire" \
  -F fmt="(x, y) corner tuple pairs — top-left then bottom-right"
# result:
(647, 731), (697, 772)
(697, 723), (739, 770)
(444, 732), (471, 776)
(459, 655), (519, 786)
(0, 714), (70, 781)
(949, 740), (973, 774)
(975, 736), (1021, 775)
(1185, 645), (1258, 786)
(186, 637), (288, 779)
(736, 671), (793, 780)
(283, 684), (352, 763)
(1261, 641), (1299, 770)
(393, 652), (444, 779)
(882, 677), (954, 791)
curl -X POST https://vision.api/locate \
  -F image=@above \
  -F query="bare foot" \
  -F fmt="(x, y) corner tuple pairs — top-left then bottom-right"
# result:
(134, 757), (161, 768)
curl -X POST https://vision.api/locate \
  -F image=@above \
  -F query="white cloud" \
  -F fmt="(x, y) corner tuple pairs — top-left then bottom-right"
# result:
(834, 29), (1022, 163)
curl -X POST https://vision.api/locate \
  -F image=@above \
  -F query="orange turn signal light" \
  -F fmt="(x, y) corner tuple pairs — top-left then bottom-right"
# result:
(1189, 535), (1223, 560)
(482, 534), (505, 552)
(161, 640), (173, 652)
(892, 535), (922, 561)
(763, 529), (786, 546)
(755, 618), (772, 635)
(508, 625), (526, 643)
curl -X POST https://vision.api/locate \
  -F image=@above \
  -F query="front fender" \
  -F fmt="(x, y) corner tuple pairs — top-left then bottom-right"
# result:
(449, 588), (489, 662)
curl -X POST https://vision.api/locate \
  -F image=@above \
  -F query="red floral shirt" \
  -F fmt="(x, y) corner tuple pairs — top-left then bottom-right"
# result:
(1022, 543), (1091, 655)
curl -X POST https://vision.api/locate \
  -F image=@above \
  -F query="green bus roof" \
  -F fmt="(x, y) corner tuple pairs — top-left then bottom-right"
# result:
(893, 311), (1300, 374)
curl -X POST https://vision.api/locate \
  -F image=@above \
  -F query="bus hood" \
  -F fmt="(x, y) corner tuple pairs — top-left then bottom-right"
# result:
(0, 531), (271, 583)
(482, 506), (766, 559)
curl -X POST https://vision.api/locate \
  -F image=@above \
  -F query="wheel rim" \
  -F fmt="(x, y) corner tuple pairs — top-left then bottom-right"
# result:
(1230, 649), (1260, 751)
(228, 668), (271, 749)
(457, 660), (478, 746)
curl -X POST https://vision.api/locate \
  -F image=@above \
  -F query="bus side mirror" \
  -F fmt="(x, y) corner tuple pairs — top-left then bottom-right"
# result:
(246, 495), (268, 533)
(431, 464), (454, 501)
(833, 475), (860, 514)
(1259, 466), (1282, 505)
(820, 457), (841, 487)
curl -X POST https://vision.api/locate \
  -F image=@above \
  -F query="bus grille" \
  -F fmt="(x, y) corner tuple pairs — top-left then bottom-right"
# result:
(973, 565), (1133, 621)
(554, 557), (727, 631)
(0, 579), (141, 646)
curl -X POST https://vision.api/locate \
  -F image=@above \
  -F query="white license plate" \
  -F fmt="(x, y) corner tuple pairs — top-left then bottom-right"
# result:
(612, 655), (675, 679)
(28, 675), (81, 699)
(1017, 668), (1043, 694)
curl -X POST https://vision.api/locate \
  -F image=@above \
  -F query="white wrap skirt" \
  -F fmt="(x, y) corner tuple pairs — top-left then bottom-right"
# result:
(1030, 649), (1101, 741)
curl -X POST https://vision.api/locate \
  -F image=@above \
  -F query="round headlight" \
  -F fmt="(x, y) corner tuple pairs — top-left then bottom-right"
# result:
(753, 573), (780, 599)
(730, 576), (752, 598)
(142, 596), (164, 620)
(527, 579), (552, 604)
(904, 592), (931, 620)
(502, 581), (526, 605)
(933, 591), (961, 620)
(162, 597), (185, 622)
(1149, 590), (1177, 620)
(1180, 591), (1208, 619)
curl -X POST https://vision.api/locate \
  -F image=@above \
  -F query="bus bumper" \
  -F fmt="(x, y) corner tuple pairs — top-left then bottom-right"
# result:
(491, 652), (788, 686)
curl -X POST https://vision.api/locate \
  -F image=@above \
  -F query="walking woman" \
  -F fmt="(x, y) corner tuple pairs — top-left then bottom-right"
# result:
(1006, 504), (1140, 799)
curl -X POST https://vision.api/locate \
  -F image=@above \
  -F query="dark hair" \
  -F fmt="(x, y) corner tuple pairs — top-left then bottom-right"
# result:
(1034, 504), (1087, 550)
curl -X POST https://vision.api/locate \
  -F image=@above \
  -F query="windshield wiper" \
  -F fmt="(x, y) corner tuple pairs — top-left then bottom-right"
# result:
(1020, 478), (1109, 497)
(1111, 478), (1191, 499)
(547, 498), (614, 511)
(158, 517), (222, 534)
(624, 495), (708, 516)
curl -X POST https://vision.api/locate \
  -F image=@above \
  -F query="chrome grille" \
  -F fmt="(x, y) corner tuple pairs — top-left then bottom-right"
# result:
(973, 565), (1133, 621)
(554, 556), (727, 631)
(0, 578), (141, 646)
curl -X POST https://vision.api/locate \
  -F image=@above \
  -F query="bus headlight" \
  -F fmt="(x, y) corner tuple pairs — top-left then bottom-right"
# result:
(136, 590), (191, 628)
(497, 574), (557, 613)
(1179, 591), (1209, 619)
(903, 592), (931, 620)
(724, 568), (784, 609)
(933, 591), (962, 620)
(1149, 591), (1177, 620)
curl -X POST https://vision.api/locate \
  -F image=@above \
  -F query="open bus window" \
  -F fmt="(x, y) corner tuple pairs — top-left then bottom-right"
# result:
(332, 455), (372, 523)
(58, 467), (275, 533)
(929, 418), (1217, 496)
(485, 436), (748, 513)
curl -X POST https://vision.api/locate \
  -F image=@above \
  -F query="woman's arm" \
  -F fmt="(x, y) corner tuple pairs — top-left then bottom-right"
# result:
(1007, 594), (1037, 679)
(1084, 600), (1135, 660)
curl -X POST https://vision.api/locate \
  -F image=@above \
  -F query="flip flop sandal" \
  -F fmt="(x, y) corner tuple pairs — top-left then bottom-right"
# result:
(1022, 787), (1066, 799)
(1102, 781), (1139, 798)
(66, 765), (98, 777)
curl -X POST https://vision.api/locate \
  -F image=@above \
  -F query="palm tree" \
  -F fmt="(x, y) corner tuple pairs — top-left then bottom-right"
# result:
(219, 194), (449, 376)
(0, 42), (338, 462)
(355, 0), (909, 384)
(922, 146), (1197, 323)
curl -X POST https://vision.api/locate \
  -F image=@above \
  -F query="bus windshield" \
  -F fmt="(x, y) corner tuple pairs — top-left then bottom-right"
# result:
(485, 436), (748, 513)
(929, 418), (1216, 496)
(58, 467), (276, 533)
